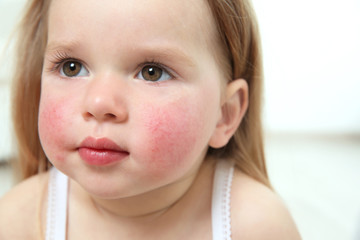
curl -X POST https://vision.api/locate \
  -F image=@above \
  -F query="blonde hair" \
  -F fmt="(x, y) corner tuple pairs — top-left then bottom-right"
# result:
(12, 0), (51, 179)
(206, 0), (270, 187)
(12, 0), (270, 187)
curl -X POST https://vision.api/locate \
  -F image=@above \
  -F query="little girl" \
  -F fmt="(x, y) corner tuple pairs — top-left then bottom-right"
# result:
(0, 0), (301, 239)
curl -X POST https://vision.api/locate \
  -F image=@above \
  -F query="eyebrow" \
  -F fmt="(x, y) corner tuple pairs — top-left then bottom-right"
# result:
(45, 40), (82, 55)
(139, 46), (196, 67)
(45, 41), (197, 68)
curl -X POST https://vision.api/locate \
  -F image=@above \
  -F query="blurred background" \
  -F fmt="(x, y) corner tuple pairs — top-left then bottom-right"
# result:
(0, 0), (359, 239)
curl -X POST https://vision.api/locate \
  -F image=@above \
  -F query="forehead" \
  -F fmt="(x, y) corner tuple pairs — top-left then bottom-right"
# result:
(47, 0), (217, 56)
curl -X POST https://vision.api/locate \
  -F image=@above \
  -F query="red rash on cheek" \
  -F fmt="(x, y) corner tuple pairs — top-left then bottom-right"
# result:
(140, 99), (205, 171)
(38, 98), (68, 162)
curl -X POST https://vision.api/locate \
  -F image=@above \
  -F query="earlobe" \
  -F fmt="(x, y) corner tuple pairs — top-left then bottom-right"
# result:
(209, 79), (249, 149)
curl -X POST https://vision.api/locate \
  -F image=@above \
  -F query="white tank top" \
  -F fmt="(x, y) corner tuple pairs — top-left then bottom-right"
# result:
(45, 160), (235, 240)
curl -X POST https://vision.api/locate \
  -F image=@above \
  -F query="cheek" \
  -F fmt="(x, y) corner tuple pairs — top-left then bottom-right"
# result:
(38, 96), (70, 162)
(138, 97), (212, 172)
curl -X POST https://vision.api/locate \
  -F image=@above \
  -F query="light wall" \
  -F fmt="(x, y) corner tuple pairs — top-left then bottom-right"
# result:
(253, 0), (360, 134)
(0, 0), (27, 159)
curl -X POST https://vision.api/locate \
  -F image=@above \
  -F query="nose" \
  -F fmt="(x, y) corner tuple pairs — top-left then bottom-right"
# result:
(82, 76), (128, 123)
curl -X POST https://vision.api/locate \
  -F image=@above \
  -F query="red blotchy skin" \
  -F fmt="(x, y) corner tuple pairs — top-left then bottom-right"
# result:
(39, 93), (209, 172)
(38, 96), (72, 162)
(144, 103), (199, 167)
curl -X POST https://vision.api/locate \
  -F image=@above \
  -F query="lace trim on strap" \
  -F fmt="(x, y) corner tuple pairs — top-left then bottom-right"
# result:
(212, 160), (235, 240)
(45, 168), (69, 240)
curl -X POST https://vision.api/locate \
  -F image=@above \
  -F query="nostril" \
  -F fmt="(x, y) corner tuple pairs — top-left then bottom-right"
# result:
(83, 112), (116, 121)
(104, 113), (116, 119)
(83, 112), (94, 120)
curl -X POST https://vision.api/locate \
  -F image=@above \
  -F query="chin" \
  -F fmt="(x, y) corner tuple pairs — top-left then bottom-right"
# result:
(73, 172), (156, 200)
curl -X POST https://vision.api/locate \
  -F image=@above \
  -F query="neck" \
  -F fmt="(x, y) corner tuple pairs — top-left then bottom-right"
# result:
(71, 157), (216, 223)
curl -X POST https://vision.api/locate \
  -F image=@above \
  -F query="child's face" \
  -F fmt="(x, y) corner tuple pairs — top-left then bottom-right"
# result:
(40, 0), (225, 198)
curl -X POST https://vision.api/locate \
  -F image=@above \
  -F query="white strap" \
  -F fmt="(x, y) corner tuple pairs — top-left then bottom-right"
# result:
(46, 168), (68, 240)
(212, 160), (234, 240)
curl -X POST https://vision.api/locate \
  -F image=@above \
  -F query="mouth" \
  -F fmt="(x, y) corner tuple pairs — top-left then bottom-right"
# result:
(78, 137), (129, 166)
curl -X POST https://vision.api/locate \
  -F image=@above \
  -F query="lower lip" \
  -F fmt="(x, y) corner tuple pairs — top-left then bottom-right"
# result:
(78, 147), (129, 166)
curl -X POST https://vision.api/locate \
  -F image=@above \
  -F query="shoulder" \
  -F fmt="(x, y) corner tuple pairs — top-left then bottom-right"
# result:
(230, 169), (302, 240)
(0, 171), (49, 240)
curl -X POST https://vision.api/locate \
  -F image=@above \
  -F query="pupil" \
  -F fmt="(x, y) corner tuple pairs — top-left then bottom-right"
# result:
(148, 67), (155, 75)
(69, 62), (76, 71)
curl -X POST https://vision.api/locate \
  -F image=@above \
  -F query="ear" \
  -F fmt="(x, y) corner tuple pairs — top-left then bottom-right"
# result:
(209, 79), (249, 149)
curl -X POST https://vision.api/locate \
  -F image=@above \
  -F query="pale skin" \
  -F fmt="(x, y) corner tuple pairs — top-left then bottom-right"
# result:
(0, 0), (301, 239)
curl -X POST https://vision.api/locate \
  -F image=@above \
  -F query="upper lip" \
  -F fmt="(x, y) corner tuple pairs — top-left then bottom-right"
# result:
(79, 137), (127, 152)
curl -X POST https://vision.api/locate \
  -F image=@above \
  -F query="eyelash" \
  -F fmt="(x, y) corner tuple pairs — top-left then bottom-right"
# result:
(47, 51), (176, 80)
(48, 51), (81, 73)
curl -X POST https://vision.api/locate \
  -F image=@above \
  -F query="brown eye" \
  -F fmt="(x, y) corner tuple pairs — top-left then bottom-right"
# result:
(141, 66), (163, 81)
(61, 61), (88, 77)
(138, 65), (171, 82)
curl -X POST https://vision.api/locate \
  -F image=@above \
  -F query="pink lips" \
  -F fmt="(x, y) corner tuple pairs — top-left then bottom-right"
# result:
(78, 137), (129, 166)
